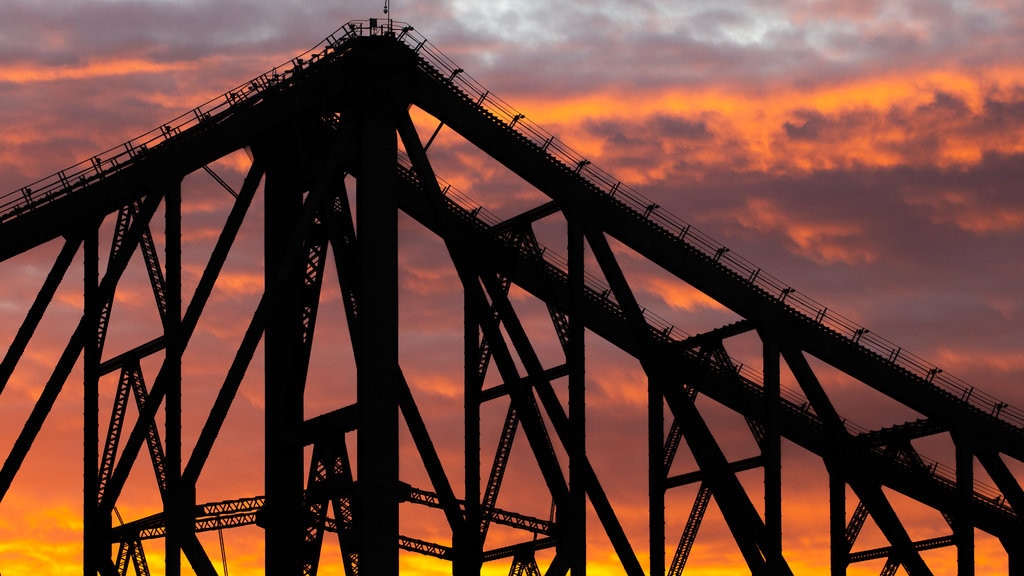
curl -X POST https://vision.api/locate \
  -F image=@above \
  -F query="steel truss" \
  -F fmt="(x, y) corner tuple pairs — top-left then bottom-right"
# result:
(0, 17), (1022, 576)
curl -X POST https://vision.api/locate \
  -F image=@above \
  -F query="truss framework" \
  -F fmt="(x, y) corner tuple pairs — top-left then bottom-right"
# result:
(0, 18), (1021, 576)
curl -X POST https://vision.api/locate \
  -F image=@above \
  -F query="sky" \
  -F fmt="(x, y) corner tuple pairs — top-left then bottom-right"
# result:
(1, 0), (1024, 574)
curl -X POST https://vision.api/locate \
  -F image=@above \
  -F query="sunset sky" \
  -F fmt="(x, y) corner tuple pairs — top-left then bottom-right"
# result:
(2, 0), (1024, 574)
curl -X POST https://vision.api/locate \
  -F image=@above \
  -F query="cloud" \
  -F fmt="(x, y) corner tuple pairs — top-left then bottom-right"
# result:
(904, 188), (1024, 234)
(3, 1), (1024, 574)
(411, 0), (1024, 101)
(733, 196), (877, 264)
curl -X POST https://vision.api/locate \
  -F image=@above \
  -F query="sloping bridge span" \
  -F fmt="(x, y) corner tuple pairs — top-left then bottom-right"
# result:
(0, 18), (1021, 576)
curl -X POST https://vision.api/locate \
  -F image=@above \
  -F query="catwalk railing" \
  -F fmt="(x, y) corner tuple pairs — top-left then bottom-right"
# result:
(396, 161), (1017, 524)
(0, 20), (409, 224)
(2, 15), (1020, 531)
(3, 18), (1020, 432)
(399, 26), (1024, 433)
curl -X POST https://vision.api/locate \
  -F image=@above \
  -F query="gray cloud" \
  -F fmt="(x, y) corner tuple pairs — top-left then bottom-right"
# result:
(3, 0), (1022, 101)
(2, 1), (1024, 569)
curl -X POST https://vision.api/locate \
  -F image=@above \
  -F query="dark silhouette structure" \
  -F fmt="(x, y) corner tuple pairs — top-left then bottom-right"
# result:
(0, 19), (1021, 576)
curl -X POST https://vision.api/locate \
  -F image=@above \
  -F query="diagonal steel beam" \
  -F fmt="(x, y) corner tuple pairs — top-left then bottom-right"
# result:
(0, 236), (80, 398)
(660, 374), (775, 574)
(668, 482), (712, 576)
(479, 272), (646, 576)
(129, 364), (168, 495)
(103, 161), (264, 510)
(481, 403), (520, 541)
(98, 364), (136, 503)
(396, 369), (464, 528)
(0, 191), (162, 502)
(586, 227), (779, 575)
(398, 107), (572, 525)
(782, 347), (934, 576)
(467, 272), (569, 506)
(977, 450), (1024, 518)
(182, 155), (334, 487)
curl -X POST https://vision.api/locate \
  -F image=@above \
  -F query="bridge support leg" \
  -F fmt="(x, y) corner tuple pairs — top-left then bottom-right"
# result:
(84, 227), (102, 576)
(166, 182), (185, 576)
(567, 220), (586, 575)
(763, 337), (783, 572)
(1009, 546), (1024, 576)
(264, 151), (307, 576)
(829, 472), (847, 576)
(355, 109), (400, 576)
(955, 434), (974, 576)
(457, 295), (483, 576)
(649, 375), (665, 576)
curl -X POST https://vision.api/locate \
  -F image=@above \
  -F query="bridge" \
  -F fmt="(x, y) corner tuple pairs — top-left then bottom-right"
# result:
(0, 18), (1021, 576)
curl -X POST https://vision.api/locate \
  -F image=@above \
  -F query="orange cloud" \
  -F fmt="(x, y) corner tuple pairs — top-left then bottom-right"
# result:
(930, 347), (1024, 374)
(408, 372), (462, 399)
(0, 57), (200, 85)
(505, 66), (1024, 179)
(3, 13), (1022, 576)
(641, 275), (730, 312)
(588, 363), (649, 408)
(904, 190), (1024, 234)
(735, 197), (876, 264)
(399, 259), (459, 297)
(204, 270), (263, 298)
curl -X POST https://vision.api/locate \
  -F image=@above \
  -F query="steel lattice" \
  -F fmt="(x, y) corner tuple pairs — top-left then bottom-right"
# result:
(0, 17), (1021, 576)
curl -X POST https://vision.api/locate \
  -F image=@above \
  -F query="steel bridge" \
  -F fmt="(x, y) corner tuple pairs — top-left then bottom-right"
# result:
(0, 18), (1022, 576)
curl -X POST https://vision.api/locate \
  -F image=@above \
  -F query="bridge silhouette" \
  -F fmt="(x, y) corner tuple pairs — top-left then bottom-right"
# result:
(0, 18), (1021, 576)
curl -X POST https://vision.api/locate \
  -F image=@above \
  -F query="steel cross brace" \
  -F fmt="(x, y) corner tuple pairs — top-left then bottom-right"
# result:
(584, 226), (787, 575)
(782, 347), (934, 576)
(0, 191), (162, 503)
(399, 109), (571, 568)
(94, 163), (265, 574)
(401, 106), (610, 575)
(476, 271), (646, 576)
(308, 133), (466, 549)
(102, 161), (265, 512)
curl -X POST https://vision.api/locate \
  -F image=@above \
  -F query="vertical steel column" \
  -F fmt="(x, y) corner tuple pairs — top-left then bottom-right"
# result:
(955, 433), (974, 576)
(567, 220), (586, 575)
(83, 228), (101, 576)
(355, 80), (400, 576)
(829, 472), (847, 576)
(1009, 547), (1023, 576)
(649, 372), (665, 576)
(763, 337), (782, 571)
(264, 154), (306, 575)
(459, 292), (482, 575)
(165, 182), (184, 576)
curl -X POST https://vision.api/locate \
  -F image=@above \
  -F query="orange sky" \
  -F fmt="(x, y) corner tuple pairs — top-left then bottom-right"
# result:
(2, 1), (1024, 575)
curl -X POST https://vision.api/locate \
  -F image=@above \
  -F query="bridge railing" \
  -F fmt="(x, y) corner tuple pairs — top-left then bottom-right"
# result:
(397, 151), (692, 346)
(4, 14), (1021, 437)
(0, 20), (404, 224)
(405, 156), (1013, 519)
(403, 155), (812, 448)
(393, 25), (1024, 432)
